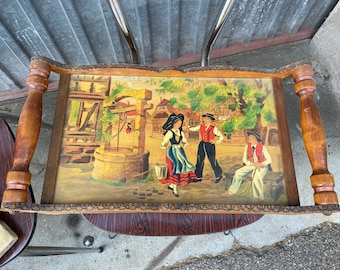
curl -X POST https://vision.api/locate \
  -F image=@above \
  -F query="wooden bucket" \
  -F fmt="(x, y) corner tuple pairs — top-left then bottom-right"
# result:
(154, 163), (167, 180)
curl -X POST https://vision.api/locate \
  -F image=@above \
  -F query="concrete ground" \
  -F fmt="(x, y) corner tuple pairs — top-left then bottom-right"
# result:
(1, 5), (340, 269)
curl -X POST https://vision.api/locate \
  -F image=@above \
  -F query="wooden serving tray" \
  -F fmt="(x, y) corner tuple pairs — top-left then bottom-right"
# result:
(1, 56), (338, 215)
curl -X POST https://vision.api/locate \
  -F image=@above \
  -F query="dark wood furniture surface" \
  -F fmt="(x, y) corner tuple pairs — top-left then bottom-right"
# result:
(83, 213), (263, 236)
(0, 117), (36, 267)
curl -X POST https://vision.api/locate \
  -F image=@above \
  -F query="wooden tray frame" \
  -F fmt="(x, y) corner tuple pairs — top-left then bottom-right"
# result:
(1, 56), (338, 215)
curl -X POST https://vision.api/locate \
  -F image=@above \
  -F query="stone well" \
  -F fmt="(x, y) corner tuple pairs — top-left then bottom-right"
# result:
(92, 147), (150, 183)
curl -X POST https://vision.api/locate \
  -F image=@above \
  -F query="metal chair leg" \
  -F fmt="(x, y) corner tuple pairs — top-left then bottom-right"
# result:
(20, 246), (104, 256)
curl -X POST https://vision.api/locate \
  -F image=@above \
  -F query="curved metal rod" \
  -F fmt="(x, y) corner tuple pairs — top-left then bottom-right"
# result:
(201, 0), (236, 67)
(108, 0), (141, 64)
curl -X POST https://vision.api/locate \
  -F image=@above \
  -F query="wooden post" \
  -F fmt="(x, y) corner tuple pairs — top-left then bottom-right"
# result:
(2, 59), (51, 203)
(292, 64), (338, 205)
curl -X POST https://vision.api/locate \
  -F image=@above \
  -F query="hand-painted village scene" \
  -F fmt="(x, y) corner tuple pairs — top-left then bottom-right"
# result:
(52, 73), (291, 206)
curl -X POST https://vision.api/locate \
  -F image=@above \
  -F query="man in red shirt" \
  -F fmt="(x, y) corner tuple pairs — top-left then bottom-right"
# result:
(189, 113), (223, 183)
(222, 130), (272, 202)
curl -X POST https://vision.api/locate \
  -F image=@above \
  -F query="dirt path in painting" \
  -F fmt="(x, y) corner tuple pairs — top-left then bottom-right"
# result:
(53, 132), (286, 206)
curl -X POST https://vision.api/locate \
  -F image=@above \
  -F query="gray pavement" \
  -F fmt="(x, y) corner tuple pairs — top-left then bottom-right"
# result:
(166, 222), (340, 270)
(1, 4), (340, 270)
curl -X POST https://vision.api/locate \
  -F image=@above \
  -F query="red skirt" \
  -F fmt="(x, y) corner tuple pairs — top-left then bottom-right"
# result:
(160, 156), (197, 186)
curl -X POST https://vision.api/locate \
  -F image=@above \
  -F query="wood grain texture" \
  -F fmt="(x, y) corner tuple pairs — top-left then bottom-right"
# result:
(2, 59), (51, 203)
(272, 78), (299, 206)
(41, 74), (71, 204)
(0, 117), (36, 267)
(292, 65), (338, 205)
(83, 213), (263, 236)
(30, 55), (311, 78)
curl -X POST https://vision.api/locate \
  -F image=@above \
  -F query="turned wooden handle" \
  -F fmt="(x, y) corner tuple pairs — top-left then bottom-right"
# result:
(292, 64), (338, 205)
(2, 59), (51, 203)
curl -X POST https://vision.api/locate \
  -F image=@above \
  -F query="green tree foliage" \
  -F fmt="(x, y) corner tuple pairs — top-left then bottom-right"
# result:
(235, 80), (251, 97)
(169, 97), (177, 106)
(215, 95), (227, 103)
(204, 85), (219, 96)
(236, 114), (257, 130)
(97, 84), (124, 142)
(110, 84), (124, 97)
(97, 110), (118, 143)
(221, 119), (235, 133)
(178, 103), (187, 109)
(190, 96), (202, 111)
(159, 80), (181, 94)
(155, 77), (276, 136)
(228, 103), (237, 111)
(264, 111), (276, 122)
(187, 90), (199, 99)
(254, 92), (266, 99)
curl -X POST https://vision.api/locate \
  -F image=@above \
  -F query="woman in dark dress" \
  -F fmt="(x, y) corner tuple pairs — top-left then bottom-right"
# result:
(160, 113), (197, 197)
